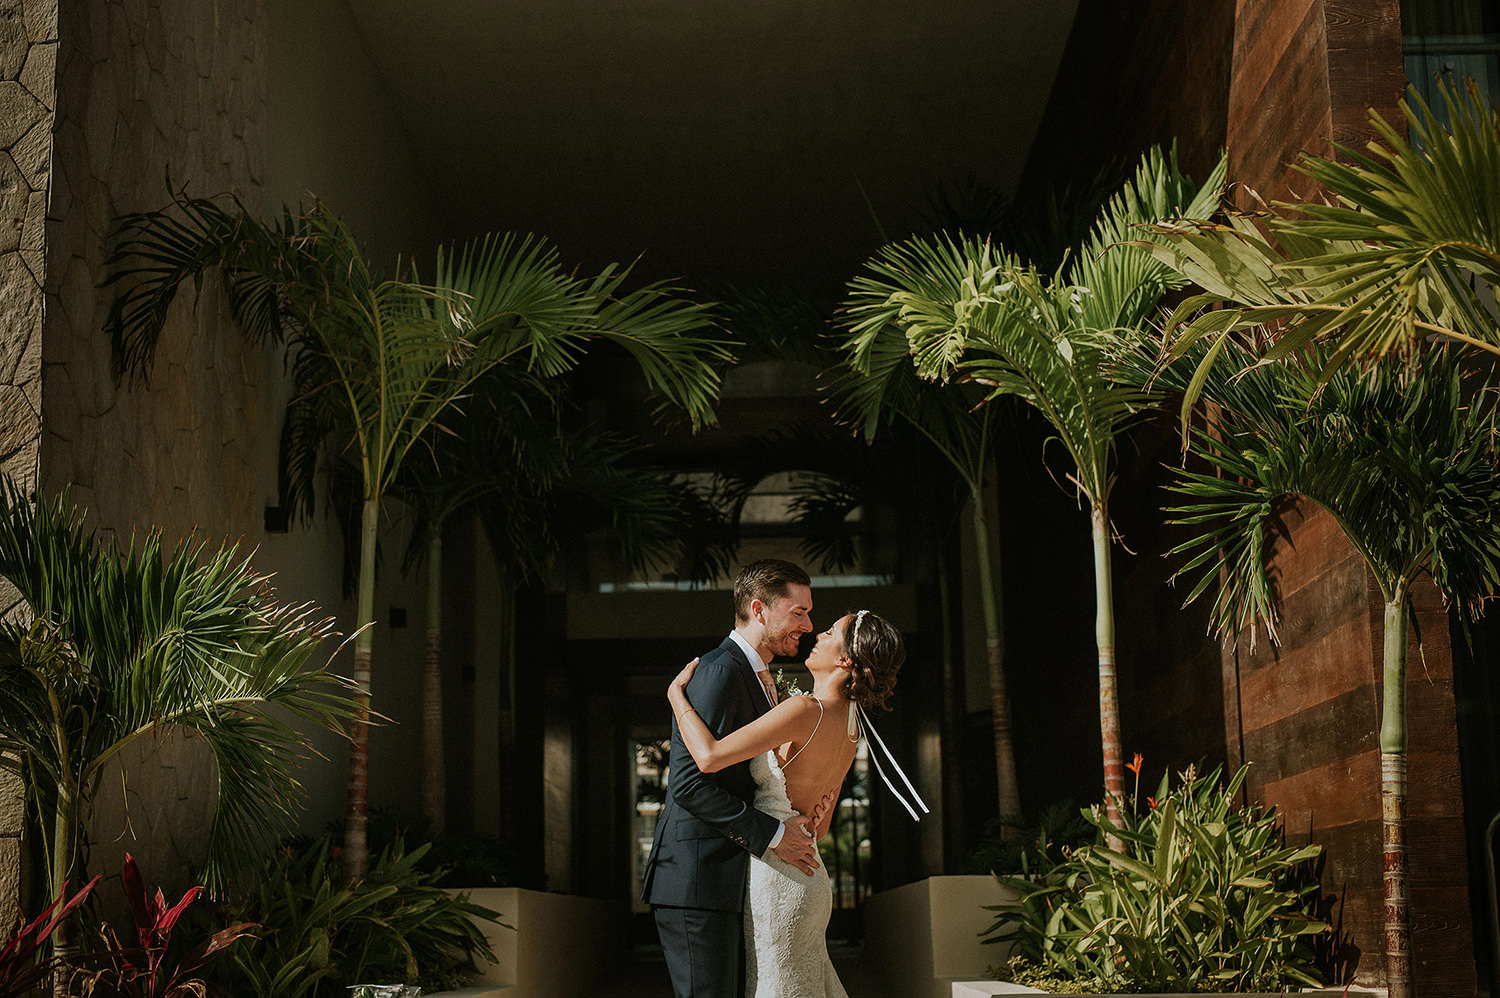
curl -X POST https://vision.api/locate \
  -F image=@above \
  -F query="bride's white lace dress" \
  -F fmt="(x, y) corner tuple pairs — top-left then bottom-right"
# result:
(744, 750), (848, 998)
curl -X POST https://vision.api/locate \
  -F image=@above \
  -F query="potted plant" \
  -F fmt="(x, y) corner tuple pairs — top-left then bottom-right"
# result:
(980, 759), (1334, 995)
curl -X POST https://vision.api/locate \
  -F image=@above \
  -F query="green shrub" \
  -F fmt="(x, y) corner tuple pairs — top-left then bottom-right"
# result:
(965, 800), (1095, 877)
(366, 810), (515, 888)
(982, 762), (1329, 994)
(200, 835), (507, 998)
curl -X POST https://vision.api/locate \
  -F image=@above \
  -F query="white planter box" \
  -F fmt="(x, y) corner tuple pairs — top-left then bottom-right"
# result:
(428, 887), (626, 998)
(864, 875), (1020, 998)
(953, 982), (1386, 996)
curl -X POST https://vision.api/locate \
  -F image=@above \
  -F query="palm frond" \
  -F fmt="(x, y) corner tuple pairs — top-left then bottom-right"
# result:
(104, 189), (288, 382)
(573, 267), (730, 429)
(0, 477), (353, 894)
(1145, 80), (1500, 392)
(1165, 342), (1500, 644)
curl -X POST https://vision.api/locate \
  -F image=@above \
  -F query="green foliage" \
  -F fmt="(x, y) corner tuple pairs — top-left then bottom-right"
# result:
(0, 479), (349, 897)
(994, 957), (1111, 994)
(981, 763), (1329, 994)
(1141, 79), (1500, 402)
(1158, 339), (1500, 643)
(841, 144), (1226, 506)
(200, 836), (506, 998)
(366, 811), (514, 889)
(965, 801), (1094, 877)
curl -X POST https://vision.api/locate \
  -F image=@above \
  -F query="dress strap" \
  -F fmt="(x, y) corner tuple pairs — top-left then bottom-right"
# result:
(780, 697), (824, 769)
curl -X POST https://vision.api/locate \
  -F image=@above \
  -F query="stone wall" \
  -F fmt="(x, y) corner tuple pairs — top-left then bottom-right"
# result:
(0, 0), (56, 929)
(36, 0), (273, 898)
(43, 0), (271, 544)
(0, 0), (50, 491)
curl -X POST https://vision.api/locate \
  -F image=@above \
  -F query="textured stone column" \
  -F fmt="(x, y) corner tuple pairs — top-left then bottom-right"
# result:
(0, 0), (57, 928)
(36, 0), (270, 900)
(0, 0), (50, 487)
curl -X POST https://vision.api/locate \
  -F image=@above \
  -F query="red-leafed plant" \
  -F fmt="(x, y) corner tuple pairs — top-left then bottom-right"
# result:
(0, 875), (102, 998)
(76, 854), (254, 998)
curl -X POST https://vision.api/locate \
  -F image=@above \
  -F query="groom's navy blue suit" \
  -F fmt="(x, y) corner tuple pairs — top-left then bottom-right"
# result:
(642, 635), (780, 998)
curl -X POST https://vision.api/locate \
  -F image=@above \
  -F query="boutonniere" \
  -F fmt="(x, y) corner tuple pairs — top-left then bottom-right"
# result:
(774, 669), (808, 699)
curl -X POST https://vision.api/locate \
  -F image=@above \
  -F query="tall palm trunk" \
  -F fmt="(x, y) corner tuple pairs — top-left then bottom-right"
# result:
(45, 684), (78, 998)
(1092, 501), (1124, 827)
(1380, 594), (1412, 998)
(972, 483), (1021, 821)
(50, 784), (77, 998)
(421, 530), (445, 834)
(496, 572), (520, 858)
(344, 497), (379, 880)
(936, 543), (966, 861)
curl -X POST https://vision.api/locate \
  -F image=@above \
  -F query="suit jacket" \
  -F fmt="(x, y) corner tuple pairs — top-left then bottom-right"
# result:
(640, 635), (780, 911)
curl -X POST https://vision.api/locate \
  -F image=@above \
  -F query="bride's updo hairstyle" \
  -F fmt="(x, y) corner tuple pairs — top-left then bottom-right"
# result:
(841, 610), (905, 713)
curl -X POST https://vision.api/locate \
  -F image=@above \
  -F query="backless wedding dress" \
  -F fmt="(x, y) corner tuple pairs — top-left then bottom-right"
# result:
(744, 745), (848, 998)
(743, 696), (928, 998)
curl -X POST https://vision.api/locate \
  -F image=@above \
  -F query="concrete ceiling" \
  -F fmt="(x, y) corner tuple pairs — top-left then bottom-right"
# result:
(344, 1), (1079, 301)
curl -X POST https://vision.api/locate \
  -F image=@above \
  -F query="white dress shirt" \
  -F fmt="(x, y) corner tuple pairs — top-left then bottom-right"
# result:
(726, 629), (784, 851)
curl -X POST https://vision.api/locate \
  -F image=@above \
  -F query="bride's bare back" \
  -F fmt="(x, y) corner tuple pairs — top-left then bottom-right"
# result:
(776, 697), (857, 837)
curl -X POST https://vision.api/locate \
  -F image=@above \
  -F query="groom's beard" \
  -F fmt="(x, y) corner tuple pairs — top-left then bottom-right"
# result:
(765, 625), (803, 659)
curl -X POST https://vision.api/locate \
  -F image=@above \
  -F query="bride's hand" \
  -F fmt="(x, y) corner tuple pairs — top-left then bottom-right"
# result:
(670, 657), (700, 693)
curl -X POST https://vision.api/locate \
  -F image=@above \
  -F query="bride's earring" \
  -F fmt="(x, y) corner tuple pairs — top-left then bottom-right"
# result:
(847, 692), (859, 741)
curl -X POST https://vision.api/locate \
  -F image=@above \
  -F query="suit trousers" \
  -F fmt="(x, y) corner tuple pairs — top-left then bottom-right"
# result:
(654, 904), (742, 998)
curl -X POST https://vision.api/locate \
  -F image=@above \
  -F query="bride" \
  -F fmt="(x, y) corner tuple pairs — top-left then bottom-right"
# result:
(668, 609), (909, 998)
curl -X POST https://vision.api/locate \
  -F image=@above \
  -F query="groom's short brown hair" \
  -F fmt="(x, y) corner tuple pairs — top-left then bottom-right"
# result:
(733, 559), (811, 624)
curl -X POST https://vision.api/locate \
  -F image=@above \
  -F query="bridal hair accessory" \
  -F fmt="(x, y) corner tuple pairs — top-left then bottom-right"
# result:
(851, 701), (929, 823)
(847, 610), (869, 740)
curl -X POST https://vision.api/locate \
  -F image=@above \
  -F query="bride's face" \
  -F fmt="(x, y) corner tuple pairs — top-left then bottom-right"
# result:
(805, 614), (853, 674)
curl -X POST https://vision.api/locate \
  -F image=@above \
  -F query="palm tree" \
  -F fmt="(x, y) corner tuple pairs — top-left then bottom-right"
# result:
(829, 312), (1024, 821)
(105, 195), (730, 876)
(1140, 80), (1500, 399)
(841, 146), (1226, 822)
(1119, 83), (1500, 998)
(1156, 338), (1500, 998)
(0, 478), (352, 959)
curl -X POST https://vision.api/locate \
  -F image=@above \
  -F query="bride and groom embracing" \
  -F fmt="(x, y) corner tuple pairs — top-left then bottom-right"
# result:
(640, 559), (918, 998)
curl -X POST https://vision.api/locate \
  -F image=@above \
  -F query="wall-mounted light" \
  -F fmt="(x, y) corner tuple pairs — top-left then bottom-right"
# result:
(264, 505), (290, 533)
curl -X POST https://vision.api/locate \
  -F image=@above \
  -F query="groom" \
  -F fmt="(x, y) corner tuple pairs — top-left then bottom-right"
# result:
(641, 558), (822, 998)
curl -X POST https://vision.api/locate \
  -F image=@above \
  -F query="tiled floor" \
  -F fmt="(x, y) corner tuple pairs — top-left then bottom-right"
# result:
(597, 943), (895, 997)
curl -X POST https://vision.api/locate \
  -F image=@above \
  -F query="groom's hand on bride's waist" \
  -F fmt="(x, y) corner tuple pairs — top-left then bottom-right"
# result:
(770, 815), (819, 875)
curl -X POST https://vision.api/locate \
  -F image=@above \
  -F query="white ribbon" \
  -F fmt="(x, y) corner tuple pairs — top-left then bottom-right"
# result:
(854, 702), (930, 822)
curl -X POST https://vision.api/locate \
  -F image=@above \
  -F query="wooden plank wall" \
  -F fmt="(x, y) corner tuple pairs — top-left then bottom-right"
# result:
(1225, 6), (1471, 992)
(1228, 0), (1403, 207)
(1016, 0), (1476, 989)
(1014, 0), (1233, 207)
(1225, 501), (1473, 993)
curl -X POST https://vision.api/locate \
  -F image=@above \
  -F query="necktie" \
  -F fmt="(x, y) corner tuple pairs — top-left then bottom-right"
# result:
(757, 670), (778, 706)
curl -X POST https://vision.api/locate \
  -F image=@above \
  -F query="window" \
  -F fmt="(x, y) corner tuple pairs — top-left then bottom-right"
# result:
(1404, 0), (1500, 113)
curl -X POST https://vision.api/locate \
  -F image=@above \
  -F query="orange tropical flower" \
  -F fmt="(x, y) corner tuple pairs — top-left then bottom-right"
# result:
(1147, 796), (1158, 810)
(1126, 752), (1143, 776)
